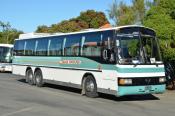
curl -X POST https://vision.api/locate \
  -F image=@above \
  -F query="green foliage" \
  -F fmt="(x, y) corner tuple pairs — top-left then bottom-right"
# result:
(144, 0), (175, 61)
(128, 40), (138, 57)
(108, 0), (175, 61)
(0, 21), (23, 44)
(108, 1), (135, 25)
(132, 0), (145, 24)
(159, 39), (175, 61)
(78, 10), (109, 28)
(145, 44), (151, 57)
(36, 25), (49, 33)
(36, 10), (109, 33)
(108, 0), (145, 25)
(144, 14), (175, 40)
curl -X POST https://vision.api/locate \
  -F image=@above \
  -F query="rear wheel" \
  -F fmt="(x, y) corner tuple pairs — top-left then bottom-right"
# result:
(34, 70), (44, 87)
(26, 69), (34, 85)
(25, 71), (29, 83)
(82, 75), (98, 98)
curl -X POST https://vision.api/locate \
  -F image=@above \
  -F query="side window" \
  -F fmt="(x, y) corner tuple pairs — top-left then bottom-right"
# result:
(14, 40), (25, 56)
(82, 33), (101, 56)
(36, 38), (48, 56)
(102, 31), (113, 49)
(64, 35), (81, 56)
(49, 37), (63, 56)
(152, 39), (161, 61)
(25, 39), (36, 56)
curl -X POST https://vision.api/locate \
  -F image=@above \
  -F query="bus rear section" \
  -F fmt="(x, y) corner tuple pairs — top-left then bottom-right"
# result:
(0, 44), (13, 72)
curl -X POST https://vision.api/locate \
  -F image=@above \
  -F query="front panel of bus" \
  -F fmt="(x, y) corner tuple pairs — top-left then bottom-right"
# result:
(0, 46), (13, 71)
(114, 27), (166, 96)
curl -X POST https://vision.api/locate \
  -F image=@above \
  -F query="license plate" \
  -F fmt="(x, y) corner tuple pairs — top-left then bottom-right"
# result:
(145, 85), (152, 91)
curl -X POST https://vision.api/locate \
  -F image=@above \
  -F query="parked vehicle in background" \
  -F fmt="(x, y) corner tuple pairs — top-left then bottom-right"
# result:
(0, 44), (13, 72)
(165, 61), (175, 89)
(12, 25), (166, 97)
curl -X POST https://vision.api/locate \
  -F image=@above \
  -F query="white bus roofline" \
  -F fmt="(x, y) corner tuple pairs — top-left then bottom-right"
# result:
(17, 25), (155, 40)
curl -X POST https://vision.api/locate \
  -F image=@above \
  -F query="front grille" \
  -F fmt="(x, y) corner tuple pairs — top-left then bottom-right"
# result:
(118, 77), (164, 86)
(132, 77), (160, 86)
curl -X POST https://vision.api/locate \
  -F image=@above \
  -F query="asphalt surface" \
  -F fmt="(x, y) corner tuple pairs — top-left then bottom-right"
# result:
(0, 73), (175, 116)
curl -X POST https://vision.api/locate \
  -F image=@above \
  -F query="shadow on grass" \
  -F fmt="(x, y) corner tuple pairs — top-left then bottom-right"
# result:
(17, 79), (160, 101)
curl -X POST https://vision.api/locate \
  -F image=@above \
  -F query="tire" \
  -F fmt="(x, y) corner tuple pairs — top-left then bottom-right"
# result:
(82, 75), (98, 98)
(34, 70), (44, 87)
(25, 71), (29, 83)
(26, 69), (34, 85)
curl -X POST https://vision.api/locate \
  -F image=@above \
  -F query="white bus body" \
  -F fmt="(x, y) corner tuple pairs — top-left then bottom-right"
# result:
(12, 25), (166, 97)
(0, 44), (13, 72)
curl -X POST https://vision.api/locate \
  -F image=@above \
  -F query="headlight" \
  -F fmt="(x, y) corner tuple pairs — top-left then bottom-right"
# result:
(119, 78), (132, 85)
(159, 77), (166, 83)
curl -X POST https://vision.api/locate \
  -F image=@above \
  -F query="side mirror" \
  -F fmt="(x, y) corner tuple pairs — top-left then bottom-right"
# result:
(13, 51), (16, 56)
(102, 49), (111, 61)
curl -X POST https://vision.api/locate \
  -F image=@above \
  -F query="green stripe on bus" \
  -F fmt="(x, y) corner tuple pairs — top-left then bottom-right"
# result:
(115, 67), (164, 73)
(13, 56), (165, 73)
(102, 64), (164, 73)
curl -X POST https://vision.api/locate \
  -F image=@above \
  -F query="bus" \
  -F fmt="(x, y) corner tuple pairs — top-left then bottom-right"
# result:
(0, 44), (13, 72)
(12, 25), (166, 97)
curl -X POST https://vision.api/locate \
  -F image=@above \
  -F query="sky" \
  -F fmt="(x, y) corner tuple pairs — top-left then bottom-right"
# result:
(0, 0), (131, 33)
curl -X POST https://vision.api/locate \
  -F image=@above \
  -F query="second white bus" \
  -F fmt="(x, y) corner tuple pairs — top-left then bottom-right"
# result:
(0, 44), (13, 72)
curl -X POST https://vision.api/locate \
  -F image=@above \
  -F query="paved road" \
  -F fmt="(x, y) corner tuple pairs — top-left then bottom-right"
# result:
(0, 73), (175, 116)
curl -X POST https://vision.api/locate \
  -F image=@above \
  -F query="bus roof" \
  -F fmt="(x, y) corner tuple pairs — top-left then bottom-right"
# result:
(0, 44), (13, 48)
(18, 25), (155, 40)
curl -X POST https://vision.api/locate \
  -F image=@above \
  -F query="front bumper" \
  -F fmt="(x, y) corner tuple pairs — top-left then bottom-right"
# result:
(0, 64), (12, 72)
(117, 84), (166, 96)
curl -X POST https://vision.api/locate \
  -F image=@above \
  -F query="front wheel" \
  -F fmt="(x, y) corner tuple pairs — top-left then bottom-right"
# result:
(82, 75), (98, 98)
(34, 70), (44, 87)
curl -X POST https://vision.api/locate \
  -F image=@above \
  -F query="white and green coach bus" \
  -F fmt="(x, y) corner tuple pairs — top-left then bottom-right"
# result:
(0, 44), (13, 72)
(12, 25), (166, 97)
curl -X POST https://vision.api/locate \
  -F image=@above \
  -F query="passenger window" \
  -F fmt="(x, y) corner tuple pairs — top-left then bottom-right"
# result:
(64, 35), (81, 56)
(49, 37), (63, 56)
(82, 33), (101, 56)
(14, 40), (25, 56)
(36, 38), (48, 56)
(25, 39), (36, 56)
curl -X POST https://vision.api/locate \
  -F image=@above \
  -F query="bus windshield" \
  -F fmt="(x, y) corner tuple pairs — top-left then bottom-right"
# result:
(117, 33), (162, 65)
(0, 47), (12, 63)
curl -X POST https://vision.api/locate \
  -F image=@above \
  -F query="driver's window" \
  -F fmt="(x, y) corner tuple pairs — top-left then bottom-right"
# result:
(142, 37), (152, 62)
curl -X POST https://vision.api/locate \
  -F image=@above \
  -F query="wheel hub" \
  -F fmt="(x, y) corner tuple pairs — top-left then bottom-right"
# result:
(29, 74), (32, 80)
(36, 75), (40, 83)
(86, 80), (94, 92)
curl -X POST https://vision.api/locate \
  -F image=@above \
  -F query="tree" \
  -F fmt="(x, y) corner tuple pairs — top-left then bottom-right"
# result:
(132, 0), (145, 24)
(108, 0), (135, 25)
(7, 29), (23, 43)
(143, 0), (175, 61)
(108, 0), (146, 25)
(55, 20), (82, 33)
(35, 25), (49, 33)
(36, 10), (109, 33)
(78, 10), (109, 28)
(108, 0), (175, 61)
(0, 21), (11, 43)
(0, 21), (23, 44)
